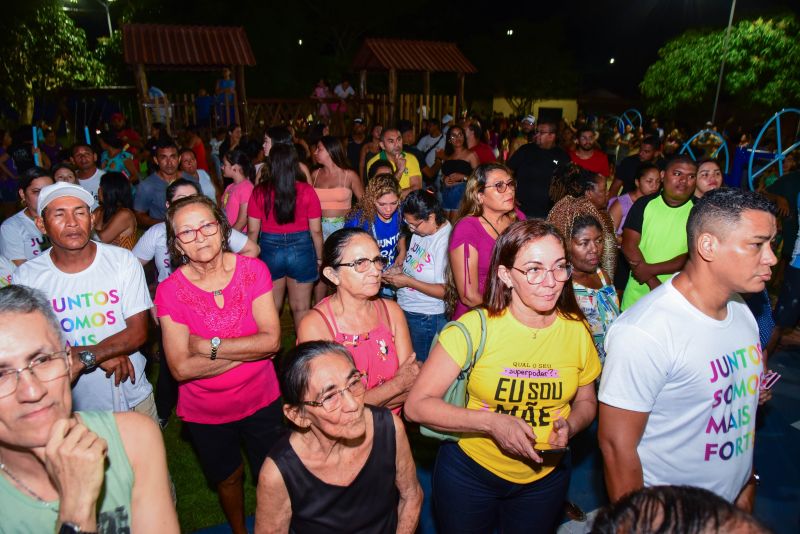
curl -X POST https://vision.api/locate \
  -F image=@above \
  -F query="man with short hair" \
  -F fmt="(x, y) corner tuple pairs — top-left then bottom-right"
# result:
(570, 126), (611, 177)
(70, 143), (105, 203)
(344, 117), (367, 172)
(507, 120), (569, 218)
(600, 188), (775, 510)
(134, 141), (184, 227)
(620, 156), (697, 310)
(416, 118), (445, 169)
(0, 284), (178, 533)
(610, 135), (661, 197)
(15, 182), (156, 417)
(365, 128), (422, 198)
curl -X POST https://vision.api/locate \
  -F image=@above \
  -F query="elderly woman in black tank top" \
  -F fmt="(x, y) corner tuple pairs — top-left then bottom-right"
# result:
(256, 341), (422, 534)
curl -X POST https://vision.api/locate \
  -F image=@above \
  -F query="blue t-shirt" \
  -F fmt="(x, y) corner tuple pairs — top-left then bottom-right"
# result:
(345, 211), (402, 266)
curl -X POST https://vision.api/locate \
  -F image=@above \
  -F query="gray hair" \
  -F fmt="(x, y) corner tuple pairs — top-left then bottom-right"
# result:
(0, 285), (63, 344)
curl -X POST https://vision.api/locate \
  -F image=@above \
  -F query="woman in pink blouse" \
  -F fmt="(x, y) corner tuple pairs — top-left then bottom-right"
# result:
(155, 195), (282, 534)
(221, 148), (255, 232)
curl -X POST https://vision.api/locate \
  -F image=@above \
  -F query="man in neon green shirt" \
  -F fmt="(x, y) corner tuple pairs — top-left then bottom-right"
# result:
(366, 128), (422, 198)
(621, 156), (698, 310)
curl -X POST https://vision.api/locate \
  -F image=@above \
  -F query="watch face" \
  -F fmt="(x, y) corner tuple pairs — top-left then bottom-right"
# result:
(211, 337), (221, 347)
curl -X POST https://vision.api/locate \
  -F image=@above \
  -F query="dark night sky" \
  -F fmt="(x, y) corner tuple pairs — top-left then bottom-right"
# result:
(68, 0), (799, 99)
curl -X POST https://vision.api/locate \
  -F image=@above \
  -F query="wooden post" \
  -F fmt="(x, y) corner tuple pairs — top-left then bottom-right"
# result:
(133, 63), (150, 135)
(235, 65), (248, 133)
(457, 72), (465, 119)
(423, 71), (430, 128)
(388, 68), (397, 126)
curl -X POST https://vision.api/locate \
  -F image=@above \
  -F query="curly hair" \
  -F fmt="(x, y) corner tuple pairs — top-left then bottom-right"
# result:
(547, 195), (617, 279)
(549, 162), (597, 203)
(348, 173), (400, 228)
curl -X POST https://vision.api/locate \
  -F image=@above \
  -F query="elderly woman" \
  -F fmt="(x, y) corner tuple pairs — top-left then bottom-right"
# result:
(154, 195), (283, 534)
(297, 227), (419, 411)
(449, 163), (525, 319)
(255, 340), (422, 533)
(406, 220), (601, 534)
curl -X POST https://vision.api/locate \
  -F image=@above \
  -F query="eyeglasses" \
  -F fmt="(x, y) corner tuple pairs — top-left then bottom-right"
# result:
(175, 221), (220, 244)
(302, 374), (367, 411)
(482, 179), (516, 193)
(0, 351), (70, 398)
(334, 255), (388, 273)
(449, 133), (464, 139)
(405, 218), (425, 232)
(512, 264), (573, 284)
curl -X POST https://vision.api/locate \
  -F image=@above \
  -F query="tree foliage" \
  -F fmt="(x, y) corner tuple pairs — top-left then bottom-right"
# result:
(1, 0), (109, 122)
(640, 15), (800, 117)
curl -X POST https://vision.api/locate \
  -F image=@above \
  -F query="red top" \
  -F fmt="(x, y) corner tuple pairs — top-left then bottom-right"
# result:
(247, 181), (322, 233)
(192, 139), (209, 171)
(569, 149), (611, 177)
(473, 142), (496, 164)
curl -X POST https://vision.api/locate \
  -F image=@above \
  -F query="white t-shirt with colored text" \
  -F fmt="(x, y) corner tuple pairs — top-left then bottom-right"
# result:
(0, 210), (46, 262)
(397, 222), (451, 314)
(16, 242), (153, 412)
(599, 276), (762, 502)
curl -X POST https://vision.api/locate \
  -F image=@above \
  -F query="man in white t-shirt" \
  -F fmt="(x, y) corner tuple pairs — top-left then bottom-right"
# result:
(599, 188), (776, 510)
(15, 182), (155, 417)
(70, 143), (105, 204)
(0, 167), (54, 265)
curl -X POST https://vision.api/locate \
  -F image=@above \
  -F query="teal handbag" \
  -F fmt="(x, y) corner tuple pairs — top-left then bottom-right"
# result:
(420, 308), (488, 442)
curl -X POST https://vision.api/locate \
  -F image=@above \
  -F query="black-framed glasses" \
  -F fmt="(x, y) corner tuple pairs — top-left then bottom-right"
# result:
(175, 221), (220, 244)
(513, 264), (573, 285)
(482, 179), (516, 194)
(334, 255), (388, 273)
(0, 351), (70, 398)
(302, 374), (367, 411)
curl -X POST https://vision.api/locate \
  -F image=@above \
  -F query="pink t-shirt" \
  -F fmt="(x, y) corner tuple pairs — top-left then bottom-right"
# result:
(154, 255), (280, 424)
(247, 181), (322, 233)
(222, 180), (254, 231)
(449, 209), (526, 319)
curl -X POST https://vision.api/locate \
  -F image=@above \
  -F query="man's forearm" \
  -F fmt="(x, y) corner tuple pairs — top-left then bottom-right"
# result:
(72, 322), (147, 368)
(602, 447), (644, 502)
(135, 211), (162, 228)
(650, 253), (688, 276)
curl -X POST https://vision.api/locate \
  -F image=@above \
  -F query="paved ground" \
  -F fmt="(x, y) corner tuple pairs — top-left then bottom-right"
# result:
(197, 335), (800, 533)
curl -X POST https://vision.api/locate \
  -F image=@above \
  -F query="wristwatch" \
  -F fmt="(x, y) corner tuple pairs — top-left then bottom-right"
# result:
(210, 337), (221, 360)
(59, 523), (97, 534)
(78, 350), (97, 371)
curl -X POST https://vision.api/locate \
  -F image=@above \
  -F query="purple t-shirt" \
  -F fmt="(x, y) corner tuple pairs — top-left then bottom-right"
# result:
(449, 209), (525, 319)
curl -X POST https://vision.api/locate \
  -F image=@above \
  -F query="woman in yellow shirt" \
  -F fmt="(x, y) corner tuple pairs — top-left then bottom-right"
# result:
(406, 219), (600, 533)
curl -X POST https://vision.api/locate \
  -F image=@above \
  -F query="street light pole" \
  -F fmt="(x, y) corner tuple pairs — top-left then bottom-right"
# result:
(91, 0), (113, 37)
(710, 0), (736, 125)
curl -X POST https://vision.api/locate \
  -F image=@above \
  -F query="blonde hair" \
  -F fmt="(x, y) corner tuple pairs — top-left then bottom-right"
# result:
(348, 173), (400, 227)
(454, 163), (518, 222)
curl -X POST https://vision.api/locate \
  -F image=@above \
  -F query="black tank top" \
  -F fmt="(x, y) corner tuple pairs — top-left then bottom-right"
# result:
(347, 136), (364, 172)
(442, 158), (473, 177)
(270, 406), (399, 534)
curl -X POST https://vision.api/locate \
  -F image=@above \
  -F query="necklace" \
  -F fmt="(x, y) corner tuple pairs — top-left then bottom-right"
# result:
(213, 289), (223, 296)
(0, 459), (58, 512)
(481, 215), (501, 237)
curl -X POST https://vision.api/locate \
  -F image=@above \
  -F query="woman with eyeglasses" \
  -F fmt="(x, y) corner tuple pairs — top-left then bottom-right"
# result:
(436, 125), (480, 220)
(345, 173), (407, 298)
(297, 227), (420, 412)
(155, 195), (283, 534)
(255, 340), (422, 533)
(382, 189), (452, 362)
(406, 220), (601, 534)
(449, 163), (525, 319)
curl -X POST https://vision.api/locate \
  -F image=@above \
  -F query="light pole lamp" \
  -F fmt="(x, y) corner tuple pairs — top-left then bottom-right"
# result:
(710, 0), (737, 125)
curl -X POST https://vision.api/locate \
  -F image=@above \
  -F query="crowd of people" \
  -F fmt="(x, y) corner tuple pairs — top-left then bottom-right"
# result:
(0, 104), (790, 534)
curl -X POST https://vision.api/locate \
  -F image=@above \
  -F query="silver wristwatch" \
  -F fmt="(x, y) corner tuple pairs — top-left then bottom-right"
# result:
(210, 337), (221, 360)
(78, 350), (97, 371)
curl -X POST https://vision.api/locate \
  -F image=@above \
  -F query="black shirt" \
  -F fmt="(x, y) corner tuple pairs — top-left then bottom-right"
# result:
(347, 136), (365, 172)
(507, 143), (569, 218)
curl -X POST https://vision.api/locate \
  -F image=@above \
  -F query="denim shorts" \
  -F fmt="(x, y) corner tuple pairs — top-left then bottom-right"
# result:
(441, 181), (466, 211)
(259, 230), (319, 283)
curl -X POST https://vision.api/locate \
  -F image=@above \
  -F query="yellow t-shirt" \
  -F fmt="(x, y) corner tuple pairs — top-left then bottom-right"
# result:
(438, 308), (601, 484)
(366, 151), (421, 190)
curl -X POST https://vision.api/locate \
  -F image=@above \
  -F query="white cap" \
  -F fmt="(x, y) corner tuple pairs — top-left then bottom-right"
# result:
(522, 115), (536, 124)
(441, 114), (454, 125)
(37, 182), (95, 217)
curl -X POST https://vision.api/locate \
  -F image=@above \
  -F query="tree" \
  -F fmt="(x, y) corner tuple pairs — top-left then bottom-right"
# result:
(640, 15), (800, 117)
(0, 1), (108, 123)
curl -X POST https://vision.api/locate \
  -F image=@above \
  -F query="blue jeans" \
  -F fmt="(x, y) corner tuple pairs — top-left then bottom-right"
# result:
(441, 181), (466, 211)
(403, 310), (447, 362)
(259, 231), (318, 283)
(433, 442), (571, 534)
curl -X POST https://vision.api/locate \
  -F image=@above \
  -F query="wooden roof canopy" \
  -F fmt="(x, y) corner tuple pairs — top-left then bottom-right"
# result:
(122, 23), (256, 70)
(351, 38), (477, 73)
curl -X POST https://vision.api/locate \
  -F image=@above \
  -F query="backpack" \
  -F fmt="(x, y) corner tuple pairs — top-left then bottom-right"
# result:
(420, 308), (488, 442)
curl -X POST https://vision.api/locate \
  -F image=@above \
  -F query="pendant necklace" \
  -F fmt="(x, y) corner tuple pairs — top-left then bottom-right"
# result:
(0, 459), (58, 513)
(213, 289), (223, 296)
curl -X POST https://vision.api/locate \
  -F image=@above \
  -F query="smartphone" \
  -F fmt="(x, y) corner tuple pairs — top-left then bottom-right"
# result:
(534, 443), (570, 456)
(761, 371), (782, 391)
